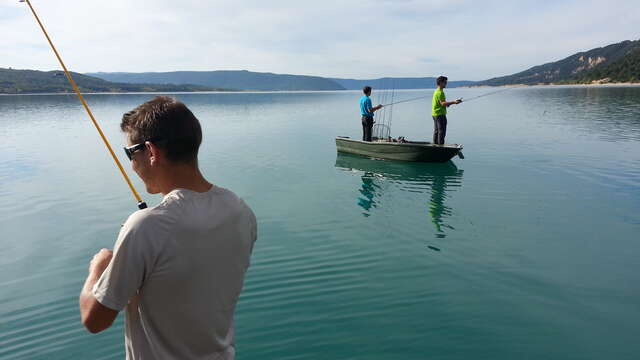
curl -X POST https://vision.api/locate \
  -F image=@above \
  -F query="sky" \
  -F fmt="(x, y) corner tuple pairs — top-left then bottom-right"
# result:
(1, 0), (638, 81)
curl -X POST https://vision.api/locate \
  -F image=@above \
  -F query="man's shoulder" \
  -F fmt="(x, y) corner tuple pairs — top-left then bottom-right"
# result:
(174, 186), (255, 220)
(122, 207), (169, 232)
(214, 187), (255, 217)
(113, 208), (172, 253)
(124, 187), (254, 226)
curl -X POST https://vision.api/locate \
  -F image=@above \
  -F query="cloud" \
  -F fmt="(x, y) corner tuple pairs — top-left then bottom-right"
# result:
(1, 0), (638, 80)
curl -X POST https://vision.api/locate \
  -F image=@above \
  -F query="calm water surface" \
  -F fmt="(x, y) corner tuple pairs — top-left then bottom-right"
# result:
(1, 87), (639, 359)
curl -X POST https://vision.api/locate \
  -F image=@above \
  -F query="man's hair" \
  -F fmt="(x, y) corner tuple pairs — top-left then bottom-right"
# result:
(436, 76), (448, 87)
(120, 96), (202, 164)
(363, 86), (372, 95)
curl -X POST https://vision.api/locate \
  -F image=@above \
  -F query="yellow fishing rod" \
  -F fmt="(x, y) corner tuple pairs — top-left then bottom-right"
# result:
(21, 0), (147, 209)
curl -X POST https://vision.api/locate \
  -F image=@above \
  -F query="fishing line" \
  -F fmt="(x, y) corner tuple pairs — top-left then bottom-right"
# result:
(382, 86), (513, 107)
(460, 87), (513, 102)
(22, 0), (147, 209)
(382, 93), (431, 107)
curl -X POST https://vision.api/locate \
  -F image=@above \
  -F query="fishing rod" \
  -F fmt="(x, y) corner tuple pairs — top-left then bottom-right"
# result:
(22, 0), (147, 209)
(382, 86), (513, 107)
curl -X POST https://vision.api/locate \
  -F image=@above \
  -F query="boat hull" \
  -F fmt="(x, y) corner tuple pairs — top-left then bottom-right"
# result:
(335, 137), (462, 162)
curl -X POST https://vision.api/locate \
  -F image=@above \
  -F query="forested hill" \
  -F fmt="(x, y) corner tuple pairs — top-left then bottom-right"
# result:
(478, 39), (640, 86)
(330, 77), (474, 89)
(572, 47), (640, 83)
(0, 68), (218, 94)
(87, 70), (345, 91)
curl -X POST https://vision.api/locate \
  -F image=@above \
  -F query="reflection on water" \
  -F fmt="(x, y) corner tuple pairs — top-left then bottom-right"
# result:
(357, 174), (380, 214)
(335, 153), (464, 238)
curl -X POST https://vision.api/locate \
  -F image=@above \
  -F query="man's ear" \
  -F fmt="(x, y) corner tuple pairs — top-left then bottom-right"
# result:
(146, 141), (161, 165)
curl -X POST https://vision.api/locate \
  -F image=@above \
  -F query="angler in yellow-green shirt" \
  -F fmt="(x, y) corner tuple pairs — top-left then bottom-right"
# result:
(431, 76), (462, 145)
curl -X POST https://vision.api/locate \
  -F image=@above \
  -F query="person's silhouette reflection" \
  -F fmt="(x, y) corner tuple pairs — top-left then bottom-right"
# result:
(358, 172), (378, 216)
(428, 172), (455, 238)
(335, 153), (463, 238)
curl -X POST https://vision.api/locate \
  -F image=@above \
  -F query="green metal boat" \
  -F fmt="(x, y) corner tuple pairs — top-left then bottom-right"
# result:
(335, 136), (463, 162)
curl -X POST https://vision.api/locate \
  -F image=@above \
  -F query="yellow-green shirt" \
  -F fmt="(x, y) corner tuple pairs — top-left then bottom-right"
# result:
(432, 88), (446, 116)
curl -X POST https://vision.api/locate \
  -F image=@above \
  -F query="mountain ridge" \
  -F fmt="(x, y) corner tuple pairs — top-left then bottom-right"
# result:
(86, 71), (474, 91)
(86, 70), (346, 91)
(478, 39), (640, 86)
(0, 68), (221, 94)
(329, 77), (474, 89)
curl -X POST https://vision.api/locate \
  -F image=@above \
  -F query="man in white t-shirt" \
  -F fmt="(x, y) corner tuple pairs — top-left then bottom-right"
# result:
(79, 96), (257, 360)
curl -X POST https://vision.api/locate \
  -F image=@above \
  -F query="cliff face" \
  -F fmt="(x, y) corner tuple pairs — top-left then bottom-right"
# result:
(573, 55), (607, 74)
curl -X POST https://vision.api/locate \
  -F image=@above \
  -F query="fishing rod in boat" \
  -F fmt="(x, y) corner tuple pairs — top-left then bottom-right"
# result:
(21, 0), (147, 209)
(381, 86), (513, 107)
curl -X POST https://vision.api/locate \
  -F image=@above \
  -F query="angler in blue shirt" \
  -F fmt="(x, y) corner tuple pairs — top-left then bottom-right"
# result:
(359, 86), (383, 141)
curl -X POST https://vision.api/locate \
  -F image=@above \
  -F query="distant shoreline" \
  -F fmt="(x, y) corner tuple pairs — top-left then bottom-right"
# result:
(0, 91), (236, 96)
(0, 89), (352, 96)
(2, 83), (640, 95)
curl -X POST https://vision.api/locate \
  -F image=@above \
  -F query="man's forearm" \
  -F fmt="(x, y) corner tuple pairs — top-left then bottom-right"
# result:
(79, 248), (119, 333)
(79, 271), (100, 321)
(368, 105), (382, 113)
(79, 270), (119, 333)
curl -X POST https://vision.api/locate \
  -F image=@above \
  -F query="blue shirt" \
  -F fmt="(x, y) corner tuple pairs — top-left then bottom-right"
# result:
(360, 96), (374, 117)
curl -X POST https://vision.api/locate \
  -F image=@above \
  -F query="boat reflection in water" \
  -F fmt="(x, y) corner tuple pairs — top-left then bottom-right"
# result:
(335, 152), (464, 240)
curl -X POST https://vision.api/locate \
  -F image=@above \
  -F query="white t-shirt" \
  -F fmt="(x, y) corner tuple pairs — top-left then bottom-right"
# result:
(93, 187), (257, 360)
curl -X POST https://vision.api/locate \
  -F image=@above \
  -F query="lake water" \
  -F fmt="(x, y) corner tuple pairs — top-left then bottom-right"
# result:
(1, 87), (639, 359)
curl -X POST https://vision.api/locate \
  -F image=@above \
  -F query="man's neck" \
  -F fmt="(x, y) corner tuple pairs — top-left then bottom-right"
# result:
(157, 165), (213, 196)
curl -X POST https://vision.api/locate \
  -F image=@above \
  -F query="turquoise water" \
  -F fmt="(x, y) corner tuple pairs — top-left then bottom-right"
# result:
(1, 87), (639, 359)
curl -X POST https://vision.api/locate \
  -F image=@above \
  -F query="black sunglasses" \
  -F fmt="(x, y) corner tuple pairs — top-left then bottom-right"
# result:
(123, 138), (164, 161)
